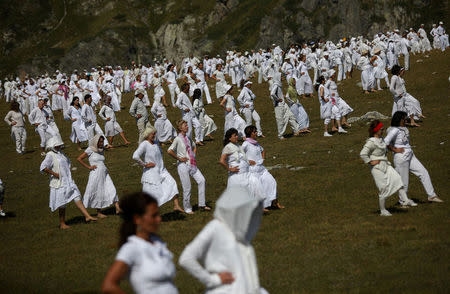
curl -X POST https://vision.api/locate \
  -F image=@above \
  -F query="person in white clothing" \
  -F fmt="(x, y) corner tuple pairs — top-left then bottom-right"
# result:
(360, 120), (416, 216)
(211, 63), (228, 100)
(316, 76), (333, 137)
(237, 81), (264, 137)
(370, 47), (390, 90)
(29, 98), (59, 156)
(102, 192), (178, 294)
(389, 65), (423, 127)
(286, 78), (310, 133)
(65, 96), (89, 150)
(151, 89), (176, 144)
(163, 64), (178, 107)
(99, 96), (131, 147)
(167, 120), (210, 214)
(132, 127), (183, 211)
(179, 186), (268, 294)
(40, 137), (97, 229)
(175, 83), (204, 145)
(243, 125), (284, 209)
(194, 62), (212, 104)
(4, 101), (27, 154)
(384, 111), (443, 204)
(270, 72), (300, 140)
(192, 89), (217, 140)
(77, 134), (120, 217)
(220, 85), (246, 138)
(81, 94), (110, 147)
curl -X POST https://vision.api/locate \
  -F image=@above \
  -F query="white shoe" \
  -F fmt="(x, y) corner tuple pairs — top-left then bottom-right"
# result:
(0, 210), (5, 217)
(380, 209), (392, 216)
(407, 199), (418, 207)
(40, 152), (46, 157)
(428, 196), (444, 203)
(338, 127), (347, 133)
(323, 132), (332, 137)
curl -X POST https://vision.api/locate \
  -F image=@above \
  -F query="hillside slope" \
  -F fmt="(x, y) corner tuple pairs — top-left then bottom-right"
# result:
(0, 0), (447, 75)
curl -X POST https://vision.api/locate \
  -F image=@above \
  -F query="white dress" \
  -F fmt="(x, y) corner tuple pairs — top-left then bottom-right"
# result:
(318, 84), (332, 120)
(40, 151), (81, 211)
(193, 98), (217, 137)
(213, 70), (228, 98)
(360, 137), (403, 198)
(116, 235), (178, 294)
(223, 94), (246, 137)
(99, 104), (123, 137)
(151, 102), (176, 143)
(286, 91), (310, 130)
(66, 106), (88, 143)
(132, 140), (179, 206)
(389, 75), (422, 119)
(82, 147), (118, 208)
(222, 142), (262, 201)
(242, 140), (277, 208)
(325, 80), (353, 117)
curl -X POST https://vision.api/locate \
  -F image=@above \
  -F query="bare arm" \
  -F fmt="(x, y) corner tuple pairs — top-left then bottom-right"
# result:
(219, 153), (239, 172)
(77, 152), (97, 170)
(42, 167), (59, 178)
(167, 149), (188, 162)
(101, 261), (129, 294)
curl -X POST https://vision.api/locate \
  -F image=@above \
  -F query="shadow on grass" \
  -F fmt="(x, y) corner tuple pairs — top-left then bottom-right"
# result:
(100, 206), (119, 216)
(162, 211), (186, 222)
(0, 211), (16, 219)
(66, 216), (89, 225)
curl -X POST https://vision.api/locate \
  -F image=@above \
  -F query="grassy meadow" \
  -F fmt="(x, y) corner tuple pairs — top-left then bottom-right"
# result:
(0, 51), (449, 293)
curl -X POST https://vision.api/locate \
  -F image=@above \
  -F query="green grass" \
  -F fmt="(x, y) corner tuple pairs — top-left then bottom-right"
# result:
(0, 51), (449, 293)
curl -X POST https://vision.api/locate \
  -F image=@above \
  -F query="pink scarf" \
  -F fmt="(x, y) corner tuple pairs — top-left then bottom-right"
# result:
(245, 137), (258, 145)
(180, 134), (197, 167)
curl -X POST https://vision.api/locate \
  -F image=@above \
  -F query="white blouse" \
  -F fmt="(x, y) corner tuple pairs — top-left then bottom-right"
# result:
(133, 141), (167, 184)
(116, 235), (178, 294)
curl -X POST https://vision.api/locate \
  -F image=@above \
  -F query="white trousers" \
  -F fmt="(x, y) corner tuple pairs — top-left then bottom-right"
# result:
(177, 163), (206, 213)
(336, 63), (344, 81)
(274, 103), (299, 138)
(36, 124), (57, 148)
(11, 126), (26, 153)
(242, 108), (262, 136)
(184, 115), (203, 143)
(403, 53), (410, 71)
(197, 83), (212, 104)
(393, 151), (436, 198)
(168, 84), (177, 107)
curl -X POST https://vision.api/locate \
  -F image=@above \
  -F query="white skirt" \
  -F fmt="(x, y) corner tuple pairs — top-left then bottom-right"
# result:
(290, 103), (309, 129)
(82, 165), (118, 209)
(370, 161), (403, 199)
(49, 181), (81, 212)
(105, 120), (123, 137)
(155, 118), (176, 143)
(142, 170), (179, 207)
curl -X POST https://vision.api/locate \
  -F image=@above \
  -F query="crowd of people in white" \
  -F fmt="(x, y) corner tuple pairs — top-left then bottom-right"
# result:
(0, 22), (447, 293)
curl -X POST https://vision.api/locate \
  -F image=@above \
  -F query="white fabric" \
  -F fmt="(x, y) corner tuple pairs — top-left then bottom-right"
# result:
(179, 187), (265, 294)
(116, 235), (178, 294)
(132, 141), (178, 206)
(82, 144), (118, 209)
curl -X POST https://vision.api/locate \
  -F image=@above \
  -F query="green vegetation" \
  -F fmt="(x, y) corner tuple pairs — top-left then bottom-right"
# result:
(0, 51), (448, 293)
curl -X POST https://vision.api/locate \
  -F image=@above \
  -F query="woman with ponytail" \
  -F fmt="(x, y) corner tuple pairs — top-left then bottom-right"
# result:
(102, 192), (178, 294)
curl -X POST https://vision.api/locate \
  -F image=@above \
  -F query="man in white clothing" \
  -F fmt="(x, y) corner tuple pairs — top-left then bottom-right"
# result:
(237, 81), (264, 137)
(175, 83), (204, 145)
(28, 98), (58, 156)
(194, 63), (212, 104)
(81, 94), (109, 146)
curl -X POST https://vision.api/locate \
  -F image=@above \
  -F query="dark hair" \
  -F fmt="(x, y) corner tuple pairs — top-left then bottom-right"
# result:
(391, 111), (408, 127)
(119, 192), (158, 247)
(181, 83), (189, 92)
(10, 101), (20, 112)
(368, 120), (381, 137)
(192, 88), (202, 101)
(166, 63), (173, 72)
(84, 94), (92, 102)
(244, 125), (257, 138)
(391, 65), (402, 76)
(315, 76), (325, 91)
(70, 96), (79, 106)
(223, 128), (238, 146)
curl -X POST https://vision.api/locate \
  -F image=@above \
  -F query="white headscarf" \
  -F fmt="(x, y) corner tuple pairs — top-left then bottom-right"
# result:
(89, 134), (104, 153)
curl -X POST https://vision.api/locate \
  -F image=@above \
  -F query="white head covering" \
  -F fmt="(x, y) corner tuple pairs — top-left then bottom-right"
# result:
(135, 89), (146, 96)
(89, 134), (104, 153)
(214, 187), (263, 244)
(45, 136), (64, 152)
(140, 126), (157, 143)
(224, 84), (233, 94)
(272, 72), (282, 87)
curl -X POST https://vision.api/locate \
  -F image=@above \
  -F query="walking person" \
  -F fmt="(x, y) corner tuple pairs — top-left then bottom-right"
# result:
(99, 95), (131, 147)
(129, 89), (152, 143)
(4, 101), (27, 154)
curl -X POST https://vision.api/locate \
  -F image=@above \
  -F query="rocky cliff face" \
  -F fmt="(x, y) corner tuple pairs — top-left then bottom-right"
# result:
(0, 0), (447, 76)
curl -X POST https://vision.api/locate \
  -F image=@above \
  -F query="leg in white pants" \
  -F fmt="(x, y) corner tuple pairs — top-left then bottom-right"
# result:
(201, 83), (212, 104)
(191, 117), (204, 143)
(403, 53), (409, 70)
(168, 85), (176, 107)
(12, 126), (26, 153)
(177, 164), (206, 213)
(243, 108), (262, 135)
(394, 152), (436, 198)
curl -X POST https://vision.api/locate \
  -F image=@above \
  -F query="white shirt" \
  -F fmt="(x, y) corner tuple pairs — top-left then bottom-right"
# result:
(168, 135), (195, 164)
(116, 235), (178, 294)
